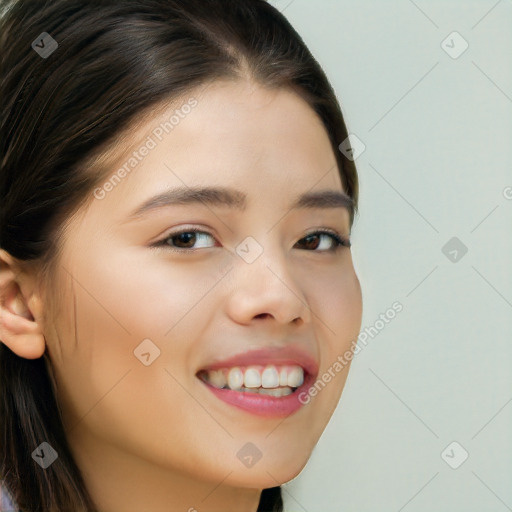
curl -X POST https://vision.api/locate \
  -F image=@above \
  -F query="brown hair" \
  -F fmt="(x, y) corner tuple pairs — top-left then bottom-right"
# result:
(0, 1), (358, 510)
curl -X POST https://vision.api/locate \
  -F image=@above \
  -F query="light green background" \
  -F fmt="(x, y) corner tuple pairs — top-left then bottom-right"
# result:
(269, 1), (512, 511)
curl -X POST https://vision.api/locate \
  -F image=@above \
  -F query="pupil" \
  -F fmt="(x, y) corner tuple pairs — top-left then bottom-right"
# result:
(176, 232), (195, 247)
(303, 234), (319, 250)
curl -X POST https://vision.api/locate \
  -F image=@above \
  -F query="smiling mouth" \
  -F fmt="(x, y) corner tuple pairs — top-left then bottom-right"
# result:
(196, 364), (305, 397)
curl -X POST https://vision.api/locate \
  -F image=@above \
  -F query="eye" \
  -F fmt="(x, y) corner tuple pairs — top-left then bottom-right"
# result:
(152, 228), (217, 251)
(151, 228), (351, 253)
(295, 230), (351, 252)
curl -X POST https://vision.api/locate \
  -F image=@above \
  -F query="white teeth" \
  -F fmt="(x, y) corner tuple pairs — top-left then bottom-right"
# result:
(202, 364), (305, 393)
(240, 387), (259, 393)
(227, 367), (244, 390)
(258, 387), (283, 396)
(261, 365), (279, 388)
(209, 369), (227, 389)
(264, 387), (294, 396)
(279, 367), (288, 387)
(287, 367), (304, 388)
(244, 367), (261, 388)
(245, 386), (294, 396)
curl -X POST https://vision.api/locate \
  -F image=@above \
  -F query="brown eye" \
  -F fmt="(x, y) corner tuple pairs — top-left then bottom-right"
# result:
(295, 231), (350, 252)
(171, 232), (197, 249)
(151, 228), (350, 253)
(299, 234), (322, 250)
(155, 229), (217, 252)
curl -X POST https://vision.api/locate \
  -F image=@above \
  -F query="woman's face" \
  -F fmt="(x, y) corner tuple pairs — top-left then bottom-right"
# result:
(42, 79), (362, 495)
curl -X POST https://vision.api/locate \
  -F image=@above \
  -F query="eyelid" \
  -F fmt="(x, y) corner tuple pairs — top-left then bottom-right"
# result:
(150, 225), (351, 252)
(148, 225), (216, 252)
(302, 227), (351, 247)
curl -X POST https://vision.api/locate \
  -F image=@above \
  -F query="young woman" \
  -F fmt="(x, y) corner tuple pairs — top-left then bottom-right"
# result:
(0, 1), (362, 510)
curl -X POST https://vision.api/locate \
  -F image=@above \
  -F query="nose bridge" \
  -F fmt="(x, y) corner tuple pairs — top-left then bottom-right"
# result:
(226, 231), (311, 324)
(235, 231), (288, 285)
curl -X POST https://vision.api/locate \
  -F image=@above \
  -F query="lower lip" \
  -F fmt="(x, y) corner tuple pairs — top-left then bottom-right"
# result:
(198, 372), (315, 418)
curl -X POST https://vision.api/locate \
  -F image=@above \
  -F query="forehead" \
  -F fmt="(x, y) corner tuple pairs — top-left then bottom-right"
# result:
(85, 79), (345, 217)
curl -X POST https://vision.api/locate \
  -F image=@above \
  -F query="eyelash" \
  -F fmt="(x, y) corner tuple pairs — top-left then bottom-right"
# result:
(151, 228), (351, 253)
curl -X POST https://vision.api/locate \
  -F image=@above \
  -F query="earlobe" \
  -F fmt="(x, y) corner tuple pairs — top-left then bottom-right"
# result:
(0, 307), (46, 359)
(0, 250), (46, 359)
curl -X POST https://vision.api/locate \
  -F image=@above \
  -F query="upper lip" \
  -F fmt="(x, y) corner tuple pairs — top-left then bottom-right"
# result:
(197, 345), (319, 378)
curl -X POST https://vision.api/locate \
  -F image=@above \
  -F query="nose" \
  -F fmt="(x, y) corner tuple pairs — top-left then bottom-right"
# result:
(224, 241), (312, 326)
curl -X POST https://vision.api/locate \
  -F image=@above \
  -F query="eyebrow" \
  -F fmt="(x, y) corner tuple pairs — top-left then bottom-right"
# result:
(127, 186), (354, 220)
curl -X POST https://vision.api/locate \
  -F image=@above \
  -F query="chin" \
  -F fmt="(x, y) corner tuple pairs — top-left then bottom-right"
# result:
(270, 457), (310, 484)
(226, 449), (312, 489)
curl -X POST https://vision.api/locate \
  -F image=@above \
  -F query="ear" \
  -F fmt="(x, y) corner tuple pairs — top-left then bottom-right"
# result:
(0, 249), (46, 359)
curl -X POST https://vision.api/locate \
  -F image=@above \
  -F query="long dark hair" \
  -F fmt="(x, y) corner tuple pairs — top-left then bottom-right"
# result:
(0, 0), (359, 510)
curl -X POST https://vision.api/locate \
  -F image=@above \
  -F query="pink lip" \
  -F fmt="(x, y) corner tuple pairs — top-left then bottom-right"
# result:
(198, 346), (319, 376)
(197, 346), (319, 418)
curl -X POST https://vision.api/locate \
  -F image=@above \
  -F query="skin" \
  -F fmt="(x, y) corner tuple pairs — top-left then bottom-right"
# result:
(0, 78), (363, 512)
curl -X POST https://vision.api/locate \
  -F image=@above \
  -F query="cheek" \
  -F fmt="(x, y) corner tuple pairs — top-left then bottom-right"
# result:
(89, 249), (229, 340)
(300, 267), (362, 420)
(310, 263), (363, 352)
(45, 266), (215, 476)
(46, 250), (223, 449)
(46, 280), (137, 431)
(334, 271), (362, 348)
